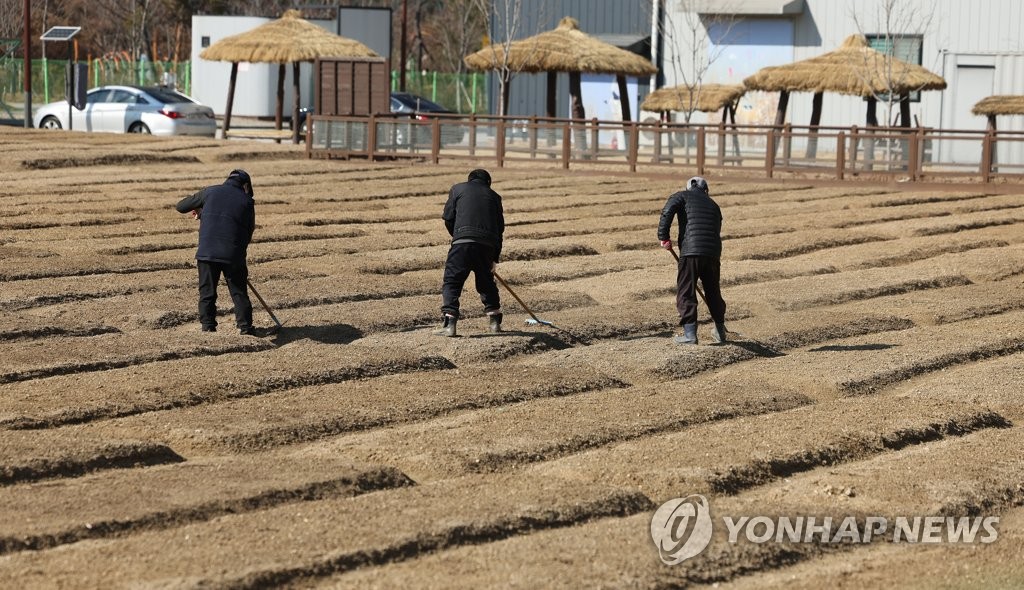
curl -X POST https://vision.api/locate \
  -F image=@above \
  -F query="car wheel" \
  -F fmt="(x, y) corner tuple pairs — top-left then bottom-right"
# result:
(40, 116), (62, 130)
(128, 122), (151, 134)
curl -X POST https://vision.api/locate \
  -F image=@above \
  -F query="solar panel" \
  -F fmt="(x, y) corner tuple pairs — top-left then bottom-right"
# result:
(40, 27), (81, 42)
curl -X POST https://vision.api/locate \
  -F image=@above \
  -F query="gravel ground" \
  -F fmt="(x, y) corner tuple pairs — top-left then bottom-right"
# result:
(0, 127), (1022, 588)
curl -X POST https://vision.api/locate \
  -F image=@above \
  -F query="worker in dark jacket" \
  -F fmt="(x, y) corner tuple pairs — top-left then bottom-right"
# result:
(175, 169), (256, 335)
(658, 176), (727, 344)
(439, 169), (504, 337)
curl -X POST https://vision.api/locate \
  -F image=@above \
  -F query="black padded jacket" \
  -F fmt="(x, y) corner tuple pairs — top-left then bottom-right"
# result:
(442, 177), (505, 260)
(657, 189), (722, 258)
(175, 177), (255, 265)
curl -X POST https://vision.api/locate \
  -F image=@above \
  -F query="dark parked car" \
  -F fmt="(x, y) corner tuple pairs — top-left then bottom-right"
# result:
(294, 92), (465, 146)
(389, 92), (465, 146)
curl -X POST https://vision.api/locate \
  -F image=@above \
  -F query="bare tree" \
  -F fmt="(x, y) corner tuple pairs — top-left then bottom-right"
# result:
(429, 0), (486, 111)
(654, 0), (739, 159)
(657, 0), (739, 124)
(471, 0), (529, 116)
(851, 0), (936, 129)
(850, 0), (936, 168)
(0, 0), (43, 42)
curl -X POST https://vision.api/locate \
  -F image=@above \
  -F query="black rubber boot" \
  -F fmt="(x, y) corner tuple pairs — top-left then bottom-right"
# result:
(673, 323), (698, 345)
(487, 311), (503, 333)
(711, 322), (727, 344)
(442, 314), (458, 337)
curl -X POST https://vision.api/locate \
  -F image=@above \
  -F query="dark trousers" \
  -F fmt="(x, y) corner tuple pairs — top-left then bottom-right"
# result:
(676, 255), (727, 325)
(441, 242), (500, 319)
(198, 260), (253, 330)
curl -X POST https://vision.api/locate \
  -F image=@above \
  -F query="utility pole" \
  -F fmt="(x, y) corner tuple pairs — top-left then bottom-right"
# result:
(399, 0), (407, 91)
(23, 0), (31, 128)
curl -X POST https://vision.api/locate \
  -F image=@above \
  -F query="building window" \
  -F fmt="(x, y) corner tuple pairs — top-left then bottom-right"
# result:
(865, 34), (924, 102)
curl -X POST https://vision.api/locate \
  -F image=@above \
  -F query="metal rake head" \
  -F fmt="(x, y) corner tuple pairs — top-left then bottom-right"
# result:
(524, 317), (556, 327)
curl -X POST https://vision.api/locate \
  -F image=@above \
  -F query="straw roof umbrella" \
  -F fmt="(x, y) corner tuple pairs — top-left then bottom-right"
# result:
(641, 83), (745, 118)
(464, 16), (657, 123)
(641, 84), (746, 160)
(200, 9), (378, 143)
(744, 34), (946, 157)
(972, 95), (1024, 168)
(744, 34), (946, 126)
(973, 95), (1024, 130)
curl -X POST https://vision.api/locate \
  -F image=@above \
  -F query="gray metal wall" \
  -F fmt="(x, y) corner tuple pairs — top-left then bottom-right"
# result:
(663, 0), (1024, 162)
(491, 0), (655, 117)
(788, 0), (1024, 132)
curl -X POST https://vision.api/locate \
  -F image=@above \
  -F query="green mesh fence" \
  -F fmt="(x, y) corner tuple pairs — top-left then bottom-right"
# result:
(392, 70), (488, 114)
(2, 57), (487, 116)
(1, 58), (191, 105)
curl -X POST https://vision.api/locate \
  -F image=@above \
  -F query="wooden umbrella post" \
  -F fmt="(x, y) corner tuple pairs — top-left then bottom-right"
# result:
(291, 61), (300, 144)
(224, 61), (238, 137)
(616, 74), (631, 123)
(806, 91), (823, 160)
(274, 63), (285, 143)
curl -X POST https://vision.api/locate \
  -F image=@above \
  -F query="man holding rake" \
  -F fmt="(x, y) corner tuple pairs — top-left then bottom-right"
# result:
(658, 176), (728, 345)
(176, 169), (257, 335)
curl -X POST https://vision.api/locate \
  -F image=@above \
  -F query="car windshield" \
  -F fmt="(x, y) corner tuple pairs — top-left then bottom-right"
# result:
(392, 93), (448, 112)
(140, 87), (195, 104)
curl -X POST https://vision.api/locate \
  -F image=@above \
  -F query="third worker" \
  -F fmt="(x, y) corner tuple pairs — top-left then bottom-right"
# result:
(658, 176), (728, 345)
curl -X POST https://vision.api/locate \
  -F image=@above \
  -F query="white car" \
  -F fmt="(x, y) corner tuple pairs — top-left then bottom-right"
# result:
(33, 85), (217, 137)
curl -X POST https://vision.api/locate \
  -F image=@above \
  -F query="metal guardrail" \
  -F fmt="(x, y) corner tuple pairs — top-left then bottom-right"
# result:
(306, 113), (1024, 183)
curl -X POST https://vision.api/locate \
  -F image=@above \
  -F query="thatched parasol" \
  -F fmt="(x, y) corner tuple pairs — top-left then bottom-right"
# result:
(641, 84), (745, 115)
(972, 95), (1024, 116)
(743, 34), (945, 98)
(971, 96), (1023, 167)
(744, 34), (946, 157)
(973, 95), (1024, 130)
(464, 16), (657, 123)
(464, 16), (657, 75)
(642, 83), (746, 159)
(200, 9), (378, 142)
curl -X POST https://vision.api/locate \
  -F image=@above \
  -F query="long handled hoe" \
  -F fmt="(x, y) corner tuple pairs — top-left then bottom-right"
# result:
(492, 271), (556, 327)
(492, 271), (588, 345)
(247, 278), (284, 330)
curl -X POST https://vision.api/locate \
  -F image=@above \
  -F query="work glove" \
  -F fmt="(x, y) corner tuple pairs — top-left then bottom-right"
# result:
(659, 239), (673, 250)
(491, 261), (498, 272)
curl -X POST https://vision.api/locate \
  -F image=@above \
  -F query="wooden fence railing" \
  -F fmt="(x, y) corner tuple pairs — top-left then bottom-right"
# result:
(306, 113), (1024, 182)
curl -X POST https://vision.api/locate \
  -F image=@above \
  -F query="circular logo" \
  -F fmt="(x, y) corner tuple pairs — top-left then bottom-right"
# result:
(650, 495), (713, 565)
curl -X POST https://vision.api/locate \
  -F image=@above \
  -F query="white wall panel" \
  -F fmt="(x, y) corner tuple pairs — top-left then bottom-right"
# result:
(663, 0), (1024, 139)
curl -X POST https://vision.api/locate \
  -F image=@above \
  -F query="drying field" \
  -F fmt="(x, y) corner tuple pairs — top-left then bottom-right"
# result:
(0, 126), (1022, 588)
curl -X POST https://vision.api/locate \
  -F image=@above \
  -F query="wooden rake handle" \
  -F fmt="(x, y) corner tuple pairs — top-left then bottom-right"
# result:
(246, 278), (283, 328)
(492, 270), (542, 324)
